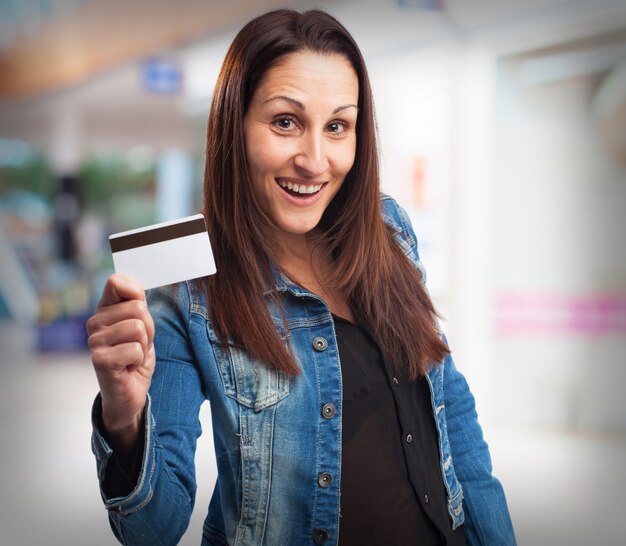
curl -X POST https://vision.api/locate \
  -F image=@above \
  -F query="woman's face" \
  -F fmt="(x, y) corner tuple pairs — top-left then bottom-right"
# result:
(244, 50), (359, 245)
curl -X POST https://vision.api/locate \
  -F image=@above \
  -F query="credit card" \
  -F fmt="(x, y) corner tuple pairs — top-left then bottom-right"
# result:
(109, 214), (216, 289)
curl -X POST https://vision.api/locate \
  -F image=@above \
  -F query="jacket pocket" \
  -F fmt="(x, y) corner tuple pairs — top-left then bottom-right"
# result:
(207, 323), (289, 411)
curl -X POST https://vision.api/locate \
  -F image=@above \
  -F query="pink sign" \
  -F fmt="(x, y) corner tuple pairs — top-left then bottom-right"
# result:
(495, 292), (626, 336)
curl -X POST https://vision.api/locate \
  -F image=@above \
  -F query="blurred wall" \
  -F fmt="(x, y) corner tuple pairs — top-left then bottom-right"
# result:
(493, 42), (626, 433)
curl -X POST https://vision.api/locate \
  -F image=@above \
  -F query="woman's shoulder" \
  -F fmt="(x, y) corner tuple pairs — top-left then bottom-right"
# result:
(146, 279), (209, 320)
(380, 193), (418, 246)
(380, 194), (415, 240)
(379, 193), (425, 280)
(380, 192), (402, 219)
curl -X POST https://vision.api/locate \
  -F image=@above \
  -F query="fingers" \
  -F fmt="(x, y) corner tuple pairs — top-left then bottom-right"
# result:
(89, 316), (153, 361)
(90, 340), (147, 371)
(86, 298), (155, 345)
(87, 275), (156, 373)
(89, 317), (148, 349)
(98, 274), (145, 309)
(88, 276), (155, 434)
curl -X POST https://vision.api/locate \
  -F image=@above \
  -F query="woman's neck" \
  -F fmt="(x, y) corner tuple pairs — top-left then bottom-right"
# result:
(273, 232), (355, 324)
(272, 229), (319, 266)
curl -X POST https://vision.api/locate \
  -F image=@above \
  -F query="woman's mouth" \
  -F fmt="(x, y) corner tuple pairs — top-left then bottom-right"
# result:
(276, 179), (323, 197)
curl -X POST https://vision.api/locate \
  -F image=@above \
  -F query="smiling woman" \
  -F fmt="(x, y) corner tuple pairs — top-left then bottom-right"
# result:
(87, 8), (516, 546)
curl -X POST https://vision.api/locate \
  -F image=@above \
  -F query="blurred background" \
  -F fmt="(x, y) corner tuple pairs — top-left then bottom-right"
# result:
(1, 0), (625, 544)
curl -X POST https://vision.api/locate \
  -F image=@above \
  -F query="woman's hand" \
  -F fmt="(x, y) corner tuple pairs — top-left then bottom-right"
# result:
(87, 274), (155, 454)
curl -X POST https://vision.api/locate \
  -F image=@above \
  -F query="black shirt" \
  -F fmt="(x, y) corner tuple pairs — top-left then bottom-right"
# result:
(334, 314), (466, 546)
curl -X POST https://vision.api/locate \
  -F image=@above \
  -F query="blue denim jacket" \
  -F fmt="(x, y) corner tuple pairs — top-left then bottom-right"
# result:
(92, 195), (516, 546)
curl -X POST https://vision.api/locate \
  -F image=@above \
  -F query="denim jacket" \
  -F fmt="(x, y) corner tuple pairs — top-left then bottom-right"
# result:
(92, 195), (516, 546)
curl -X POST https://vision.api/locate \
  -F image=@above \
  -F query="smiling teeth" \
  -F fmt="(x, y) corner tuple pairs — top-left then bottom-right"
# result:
(278, 180), (322, 194)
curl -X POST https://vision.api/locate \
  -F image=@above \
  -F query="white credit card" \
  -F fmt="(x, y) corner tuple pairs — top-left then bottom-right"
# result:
(109, 214), (216, 290)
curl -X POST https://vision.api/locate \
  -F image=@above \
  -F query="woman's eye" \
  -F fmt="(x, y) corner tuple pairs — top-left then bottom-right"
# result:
(273, 117), (295, 130)
(327, 121), (347, 134)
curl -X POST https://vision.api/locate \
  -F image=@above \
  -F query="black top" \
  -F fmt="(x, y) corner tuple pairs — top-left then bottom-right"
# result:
(334, 314), (466, 546)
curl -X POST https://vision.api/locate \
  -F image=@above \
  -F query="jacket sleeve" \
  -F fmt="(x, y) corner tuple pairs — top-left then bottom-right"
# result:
(91, 281), (205, 545)
(382, 194), (517, 545)
(442, 351), (517, 545)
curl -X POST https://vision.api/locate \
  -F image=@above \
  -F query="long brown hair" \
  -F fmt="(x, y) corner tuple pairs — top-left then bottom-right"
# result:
(204, 9), (449, 378)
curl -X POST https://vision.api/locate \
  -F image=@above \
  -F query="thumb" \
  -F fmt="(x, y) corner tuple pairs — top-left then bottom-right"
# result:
(98, 273), (146, 308)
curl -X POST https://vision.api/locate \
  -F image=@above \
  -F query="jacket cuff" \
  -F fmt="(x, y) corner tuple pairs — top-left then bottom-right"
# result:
(91, 392), (155, 514)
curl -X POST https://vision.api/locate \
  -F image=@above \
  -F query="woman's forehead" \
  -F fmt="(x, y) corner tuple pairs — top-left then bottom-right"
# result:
(252, 51), (359, 106)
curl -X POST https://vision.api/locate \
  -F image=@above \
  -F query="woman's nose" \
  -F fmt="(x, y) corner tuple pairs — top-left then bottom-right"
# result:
(293, 132), (329, 177)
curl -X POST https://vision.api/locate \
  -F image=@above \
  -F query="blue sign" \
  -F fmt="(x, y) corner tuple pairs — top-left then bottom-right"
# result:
(141, 58), (183, 95)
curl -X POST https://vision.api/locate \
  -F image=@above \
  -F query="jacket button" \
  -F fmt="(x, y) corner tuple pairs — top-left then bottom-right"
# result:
(392, 377), (399, 386)
(318, 472), (333, 487)
(313, 528), (329, 544)
(424, 493), (429, 503)
(312, 336), (328, 351)
(406, 434), (413, 443)
(322, 403), (336, 419)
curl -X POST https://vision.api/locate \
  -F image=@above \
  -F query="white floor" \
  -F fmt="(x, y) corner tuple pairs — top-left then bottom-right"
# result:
(1, 323), (624, 546)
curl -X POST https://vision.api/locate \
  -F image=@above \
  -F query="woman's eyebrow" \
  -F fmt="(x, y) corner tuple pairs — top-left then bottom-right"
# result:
(333, 104), (358, 114)
(263, 95), (358, 114)
(264, 95), (305, 110)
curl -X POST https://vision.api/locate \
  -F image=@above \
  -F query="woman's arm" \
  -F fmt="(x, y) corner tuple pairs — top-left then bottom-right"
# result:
(442, 351), (517, 545)
(381, 194), (516, 544)
(91, 281), (205, 546)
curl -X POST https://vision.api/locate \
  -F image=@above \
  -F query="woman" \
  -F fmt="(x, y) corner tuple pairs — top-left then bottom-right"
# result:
(87, 9), (516, 546)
